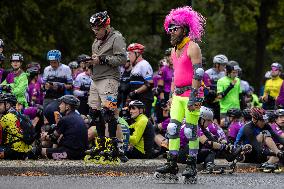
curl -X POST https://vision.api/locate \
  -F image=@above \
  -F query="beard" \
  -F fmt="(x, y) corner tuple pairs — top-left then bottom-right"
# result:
(170, 34), (184, 47)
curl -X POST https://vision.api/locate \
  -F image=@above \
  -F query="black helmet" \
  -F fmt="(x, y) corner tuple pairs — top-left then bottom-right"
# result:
(0, 94), (7, 103)
(4, 93), (17, 106)
(242, 108), (252, 120)
(129, 100), (144, 109)
(77, 54), (92, 63)
(0, 53), (5, 62)
(227, 108), (242, 118)
(89, 11), (110, 27)
(68, 61), (78, 69)
(266, 110), (278, 123)
(10, 53), (24, 62)
(58, 95), (80, 109)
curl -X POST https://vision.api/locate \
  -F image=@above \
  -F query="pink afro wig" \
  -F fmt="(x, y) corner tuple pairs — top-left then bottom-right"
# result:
(164, 6), (206, 41)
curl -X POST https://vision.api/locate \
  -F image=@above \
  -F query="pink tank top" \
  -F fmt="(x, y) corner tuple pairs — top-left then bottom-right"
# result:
(172, 43), (193, 97)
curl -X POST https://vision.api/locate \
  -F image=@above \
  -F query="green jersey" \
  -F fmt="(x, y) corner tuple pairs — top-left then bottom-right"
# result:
(217, 76), (241, 114)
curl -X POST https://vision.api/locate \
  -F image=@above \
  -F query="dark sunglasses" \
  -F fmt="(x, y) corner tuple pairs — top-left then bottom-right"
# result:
(168, 26), (181, 33)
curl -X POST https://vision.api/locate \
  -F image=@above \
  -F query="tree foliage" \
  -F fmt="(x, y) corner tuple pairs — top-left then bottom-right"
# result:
(0, 0), (283, 92)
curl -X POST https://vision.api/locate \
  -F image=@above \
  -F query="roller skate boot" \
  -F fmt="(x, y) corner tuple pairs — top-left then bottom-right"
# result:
(181, 156), (197, 184)
(84, 137), (105, 164)
(263, 163), (282, 173)
(154, 153), (179, 182)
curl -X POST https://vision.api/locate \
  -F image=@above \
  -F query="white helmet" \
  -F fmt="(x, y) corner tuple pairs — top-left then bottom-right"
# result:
(200, 106), (214, 120)
(213, 54), (228, 65)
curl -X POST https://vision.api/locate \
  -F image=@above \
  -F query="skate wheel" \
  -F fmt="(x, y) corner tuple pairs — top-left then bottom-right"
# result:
(112, 157), (121, 165)
(92, 156), (101, 164)
(273, 168), (282, 174)
(100, 156), (111, 165)
(84, 155), (92, 163)
(154, 172), (165, 181)
(263, 169), (272, 173)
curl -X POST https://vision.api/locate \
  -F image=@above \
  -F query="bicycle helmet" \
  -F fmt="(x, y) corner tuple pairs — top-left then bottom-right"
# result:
(27, 66), (40, 75)
(127, 43), (145, 54)
(58, 95), (80, 109)
(242, 108), (252, 120)
(266, 110), (278, 123)
(90, 11), (110, 28)
(10, 53), (24, 62)
(250, 107), (266, 121)
(213, 54), (228, 65)
(271, 62), (282, 71)
(200, 106), (214, 120)
(26, 62), (41, 70)
(68, 61), (78, 69)
(4, 93), (17, 106)
(129, 100), (145, 109)
(275, 109), (284, 117)
(47, 50), (61, 61)
(227, 108), (242, 118)
(77, 54), (92, 63)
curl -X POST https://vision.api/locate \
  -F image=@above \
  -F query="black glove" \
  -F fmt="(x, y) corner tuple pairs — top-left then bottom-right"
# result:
(129, 91), (138, 99)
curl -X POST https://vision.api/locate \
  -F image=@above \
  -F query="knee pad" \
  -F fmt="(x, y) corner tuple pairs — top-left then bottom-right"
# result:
(262, 130), (272, 138)
(167, 120), (181, 138)
(184, 123), (198, 141)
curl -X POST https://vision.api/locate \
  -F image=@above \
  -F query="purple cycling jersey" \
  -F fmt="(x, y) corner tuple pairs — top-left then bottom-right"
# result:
(228, 121), (243, 139)
(158, 65), (173, 93)
(27, 76), (44, 106)
(5, 72), (16, 84)
(270, 123), (284, 137)
(207, 122), (227, 142)
(153, 73), (161, 88)
(202, 72), (211, 87)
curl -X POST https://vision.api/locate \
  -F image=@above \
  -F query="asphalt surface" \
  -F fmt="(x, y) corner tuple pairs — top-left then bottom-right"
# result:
(0, 173), (283, 189)
(0, 159), (258, 175)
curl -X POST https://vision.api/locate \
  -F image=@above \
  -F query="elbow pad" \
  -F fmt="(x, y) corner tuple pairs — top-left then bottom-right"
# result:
(193, 63), (204, 81)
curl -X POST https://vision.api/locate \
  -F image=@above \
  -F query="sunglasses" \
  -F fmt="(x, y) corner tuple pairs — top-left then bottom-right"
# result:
(168, 26), (181, 33)
(271, 67), (279, 71)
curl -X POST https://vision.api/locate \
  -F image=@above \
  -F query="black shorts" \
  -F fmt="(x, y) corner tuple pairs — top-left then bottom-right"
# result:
(46, 146), (84, 160)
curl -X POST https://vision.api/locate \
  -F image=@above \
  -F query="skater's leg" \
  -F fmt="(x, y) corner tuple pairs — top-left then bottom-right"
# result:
(167, 96), (185, 155)
(155, 96), (183, 178)
(182, 106), (200, 183)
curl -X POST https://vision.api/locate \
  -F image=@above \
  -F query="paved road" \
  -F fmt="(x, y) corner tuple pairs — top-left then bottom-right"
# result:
(0, 172), (283, 189)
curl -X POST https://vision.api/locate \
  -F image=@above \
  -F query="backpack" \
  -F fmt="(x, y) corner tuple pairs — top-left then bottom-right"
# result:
(10, 111), (36, 145)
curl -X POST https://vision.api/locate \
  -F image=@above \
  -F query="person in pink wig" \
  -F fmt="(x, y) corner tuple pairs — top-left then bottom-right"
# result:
(154, 6), (206, 183)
